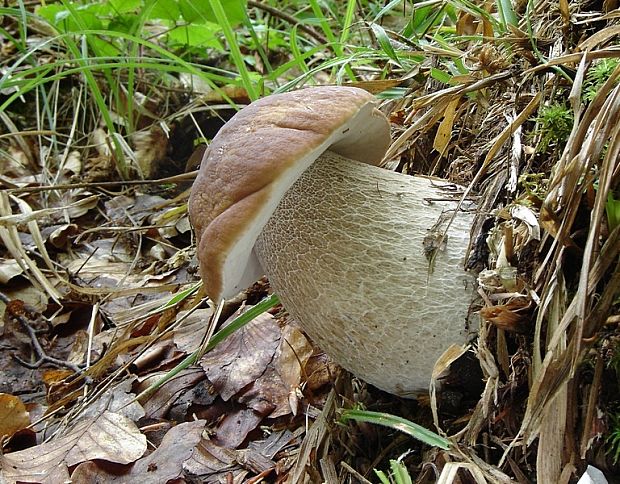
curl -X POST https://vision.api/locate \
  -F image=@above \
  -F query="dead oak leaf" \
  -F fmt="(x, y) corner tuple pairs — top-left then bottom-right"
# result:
(70, 419), (206, 483)
(213, 406), (264, 449)
(200, 312), (280, 401)
(0, 411), (146, 483)
(238, 325), (313, 418)
(0, 393), (30, 440)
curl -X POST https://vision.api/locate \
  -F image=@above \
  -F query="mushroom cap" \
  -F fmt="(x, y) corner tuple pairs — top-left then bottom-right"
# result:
(189, 86), (391, 302)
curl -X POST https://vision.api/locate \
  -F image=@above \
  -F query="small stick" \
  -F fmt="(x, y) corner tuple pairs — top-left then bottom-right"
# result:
(5, 171), (198, 194)
(0, 292), (82, 373)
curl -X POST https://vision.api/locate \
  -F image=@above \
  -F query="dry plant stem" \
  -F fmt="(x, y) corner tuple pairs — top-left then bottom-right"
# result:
(247, 1), (328, 45)
(0, 292), (82, 373)
(4, 170), (198, 194)
(340, 461), (373, 484)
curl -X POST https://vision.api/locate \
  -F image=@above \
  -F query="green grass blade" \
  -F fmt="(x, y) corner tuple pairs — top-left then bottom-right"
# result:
(210, 0), (258, 100)
(135, 293), (280, 401)
(497, 0), (518, 29)
(370, 23), (401, 67)
(290, 26), (310, 74)
(391, 459), (413, 484)
(308, 0), (356, 82)
(339, 0), (357, 45)
(340, 409), (451, 450)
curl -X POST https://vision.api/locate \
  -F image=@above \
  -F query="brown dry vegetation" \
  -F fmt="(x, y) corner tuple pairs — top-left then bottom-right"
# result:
(1, 1), (620, 483)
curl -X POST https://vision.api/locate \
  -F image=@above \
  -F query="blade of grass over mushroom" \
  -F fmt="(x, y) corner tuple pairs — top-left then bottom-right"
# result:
(340, 409), (451, 450)
(134, 293), (280, 401)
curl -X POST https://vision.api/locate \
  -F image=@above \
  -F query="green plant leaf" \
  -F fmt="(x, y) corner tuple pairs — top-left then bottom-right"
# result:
(167, 23), (223, 49)
(391, 459), (413, 484)
(607, 193), (620, 232)
(370, 23), (401, 66)
(340, 409), (451, 450)
(146, 0), (181, 20)
(179, 0), (246, 26)
(430, 67), (452, 84)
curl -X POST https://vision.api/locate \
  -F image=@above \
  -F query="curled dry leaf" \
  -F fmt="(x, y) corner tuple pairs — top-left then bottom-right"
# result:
(0, 258), (23, 284)
(0, 411), (146, 483)
(41, 223), (79, 249)
(0, 393), (30, 440)
(480, 299), (532, 333)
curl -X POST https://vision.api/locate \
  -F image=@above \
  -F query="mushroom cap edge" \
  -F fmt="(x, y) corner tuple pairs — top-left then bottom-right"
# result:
(188, 86), (391, 302)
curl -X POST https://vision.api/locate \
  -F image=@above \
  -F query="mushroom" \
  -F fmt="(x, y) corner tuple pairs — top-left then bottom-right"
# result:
(189, 86), (475, 397)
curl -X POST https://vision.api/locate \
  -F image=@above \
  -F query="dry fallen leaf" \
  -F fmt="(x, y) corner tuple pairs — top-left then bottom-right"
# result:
(173, 308), (213, 353)
(184, 438), (245, 481)
(139, 367), (206, 419)
(0, 411), (147, 483)
(213, 406), (264, 449)
(70, 419), (205, 483)
(0, 258), (23, 284)
(200, 312), (280, 401)
(0, 393), (30, 440)
(238, 325), (313, 418)
(80, 379), (145, 422)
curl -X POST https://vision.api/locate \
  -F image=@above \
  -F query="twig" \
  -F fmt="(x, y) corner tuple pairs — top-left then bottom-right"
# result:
(0, 292), (82, 373)
(4, 170), (198, 194)
(247, 1), (329, 45)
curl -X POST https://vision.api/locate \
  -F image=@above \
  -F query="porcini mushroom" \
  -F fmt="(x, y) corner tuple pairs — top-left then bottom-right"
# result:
(189, 86), (475, 397)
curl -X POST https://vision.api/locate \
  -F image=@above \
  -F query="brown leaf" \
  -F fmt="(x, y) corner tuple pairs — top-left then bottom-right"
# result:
(433, 97), (460, 157)
(238, 325), (313, 418)
(71, 421), (204, 483)
(139, 367), (206, 419)
(173, 308), (213, 353)
(214, 406), (264, 449)
(480, 299), (531, 333)
(80, 379), (145, 422)
(0, 411), (146, 483)
(127, 419), (205, 482)
(0, 258), (24, 284)
(184, 439), (244, 480)
(0, 393), (30, 440)
(200, 312), (280, 401)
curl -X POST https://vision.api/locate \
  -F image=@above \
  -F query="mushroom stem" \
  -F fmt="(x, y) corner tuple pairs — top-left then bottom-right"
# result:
(254, 151), (475, 397)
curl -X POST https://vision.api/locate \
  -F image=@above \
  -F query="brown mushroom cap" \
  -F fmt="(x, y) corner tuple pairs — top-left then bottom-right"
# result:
(189, 86), (391, 302)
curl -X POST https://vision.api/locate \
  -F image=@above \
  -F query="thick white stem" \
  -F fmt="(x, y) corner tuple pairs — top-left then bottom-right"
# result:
(255, 151), (476, 397)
